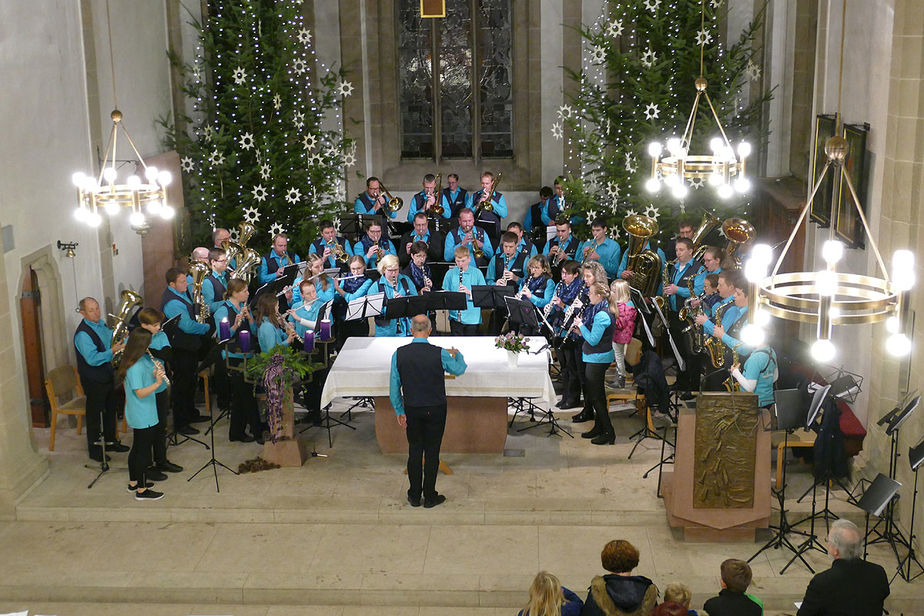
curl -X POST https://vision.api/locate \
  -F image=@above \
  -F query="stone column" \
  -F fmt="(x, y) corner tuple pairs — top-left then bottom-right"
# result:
(0, 232), (49, 519)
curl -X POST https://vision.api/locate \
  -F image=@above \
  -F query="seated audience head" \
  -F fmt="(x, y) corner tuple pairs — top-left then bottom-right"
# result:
(720, 558), (752, 593)
(652, 603), (688, 616)
(609, 279), (631, 307)
(663, 582), (692, 608)
(521, 570), (565, 616)
(827, 519), (863, 560)
(601, 539), (640, 574)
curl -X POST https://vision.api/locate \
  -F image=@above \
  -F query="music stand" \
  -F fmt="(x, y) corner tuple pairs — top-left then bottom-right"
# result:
(751, 388), (815, 573)
(345, 292), (384, 321)
(187, 344), (238, 492)
(160, 314), (210, 451)
(856, 473), (901, 559)
(341, 212), (386, 240)
(504, 296), (543, 335)
(894, 439), (924, 582)
(472, 285), (516, 310)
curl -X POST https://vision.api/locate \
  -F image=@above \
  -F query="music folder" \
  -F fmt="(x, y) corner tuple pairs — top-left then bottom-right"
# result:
(472, 284), (516, 309)
(345, 292), (384, 321)
(887, 394), (920, 435)
(504, 295), (542, 332)
(385, 291), (466, 318)
(255, 263), (301, 299)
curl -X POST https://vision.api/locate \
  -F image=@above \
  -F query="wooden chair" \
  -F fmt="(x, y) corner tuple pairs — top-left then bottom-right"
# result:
(45, 365), (86, 451)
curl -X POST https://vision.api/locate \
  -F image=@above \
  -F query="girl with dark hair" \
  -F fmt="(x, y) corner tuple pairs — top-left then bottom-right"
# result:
(255, 291), (295, 353)
(136, 307), (182, 475)
(116, 328), (166, 500)
(333, 255), (374, 344)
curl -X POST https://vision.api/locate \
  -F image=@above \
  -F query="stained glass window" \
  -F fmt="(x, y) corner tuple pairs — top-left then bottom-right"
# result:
(398, 0), (512, 160)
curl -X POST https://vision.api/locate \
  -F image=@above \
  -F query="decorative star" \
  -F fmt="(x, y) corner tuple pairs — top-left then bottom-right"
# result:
(239, 132), (255, 151)
(590, 45), (606, 64)
(293, 111), (305, 130)
(208, 148), (225, 166)
(643, 205), (659, 219)
(690, 177), (705, 189)
(338, 80), (355, 97)
(297, 28), (312, 45)
(587, 210), (599, 222)
(260, 162), (271, 180)
(624, 153), (637, 173)
(695, 29), (713, 47)
(285, 187), (302, 204)
(644, 0), (661, 12)
(609, 227), (620, 240)
(641, 48), (657, 68)
(626, 209), (639, 218)
(242, 206), (260, 223)
(606, 18), (624, 38)
(269, 222), (285, 237)
(324, 145), (339, 158)
(606, 182), (620, 199)
(229, 228), (240, 242)
(551, 122), (563, 140)
(557, 104), (573, 120)
(251, 185), (267, 203)
(302, 134), (317, 150)
(202, 125), (214, 142)
(710, 0), (723, 8)
(644, 103), (660, 121)
(308, 153), (324, 166)
(293, 58), (307, 74)
(746, 59), (762, 81)
(273, 93), (282, 110)
(343, 152), (357, 168)
(180, 156), (195, 173)
(233, 66), (247, 85)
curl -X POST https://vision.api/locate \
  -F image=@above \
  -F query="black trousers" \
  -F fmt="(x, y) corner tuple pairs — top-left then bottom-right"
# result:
(449, 320), (479, 336)
(170, 350), (198, 428)
(128, 425), (158, 485)
(152, 389), (169, 466)
(82, 379), (118, 456)
(584, 362), (612, 435)
(558, 339), (585, 405)
(404, 403), (447, 501)
(228, 366), (260, 440)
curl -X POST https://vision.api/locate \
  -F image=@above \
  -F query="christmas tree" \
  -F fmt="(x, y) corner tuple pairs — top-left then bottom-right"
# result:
(556, 0), (770, 241)
(165, 0), (355, 251)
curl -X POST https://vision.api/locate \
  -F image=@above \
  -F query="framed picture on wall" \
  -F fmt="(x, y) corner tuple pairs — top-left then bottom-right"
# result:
(834, 122), (870, 248)
(809, 114), (839, 227)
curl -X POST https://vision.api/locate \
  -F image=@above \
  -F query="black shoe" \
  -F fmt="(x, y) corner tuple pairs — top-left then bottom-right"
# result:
(571, 412), (593, 423)
(407, 494), (421, 507)
(146, 469), (168, 481)
(423, 494), (446, 508)
(188, 414), (210, 423)
(591, 432), (616, 445)
(680, 392), (696, 401)
(156, 461), (183, 473)
(581, 426), (602, 439)
(558, 398), (582, 410)
(255, 433), (265, 445)
(106, 441), (130, 453)
(230, 434), (256, 443)
(135, 489), (165, 501)
(177, 425), (200, 436)
(127, 481), (154, 492)
(89, 452), (112, 463)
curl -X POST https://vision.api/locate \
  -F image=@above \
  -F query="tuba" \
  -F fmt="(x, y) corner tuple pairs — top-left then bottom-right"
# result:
(722, 218), (755, 268)
(237, 221), (257, 246)
(379, 182), (403, 213)
(430, 173), (444, 216)
(188, 261), (210, 323)
(622, 215), (662, 298)
(110, 289), (143, 352)
(691, 211), (722, 261)
(231, 247), (261, 281)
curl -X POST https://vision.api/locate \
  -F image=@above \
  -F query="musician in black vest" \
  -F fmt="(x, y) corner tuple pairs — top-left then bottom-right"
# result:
(389, 315), (468, 508)
(161, 267), (211, 435)
(202, 248), (232, 413)
(663, 238), (701, 395)
(443, 173), (468, 223)
(523, 186), (558, 253)
(398, 212), (444, 266)
(308, 219), (354, 270)
(466, 171), (508, 245)
(257, 234), (301, 286)
(74, 297), (130, 462)
(543, 218), (580, 281)
(354, 176), (398, 220)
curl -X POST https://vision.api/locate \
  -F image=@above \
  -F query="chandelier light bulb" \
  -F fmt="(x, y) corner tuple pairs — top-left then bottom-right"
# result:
(102, 167), (118, 183)
(829, 306), (842, 320)
(144, 166), (159, 182)
(72, 172), (86, 187)
(645, 178), (661, 193)
(886, 315), (900, 334)
(754, 307), (771, 327)
(737, 142), (752, 158)
(816, 269), (838, 296)
(717, 183), (734, 199)
(744, 258), (767, 283)
(161, 205), (176, 220)
(73, 207), (88, 222)
(709, 137), (723, 154)
(886, 333), (912, 357)
(751, 243), (773, 265)
(129, 211), (146, 227)
(157, 170), (172, 186)
(126, 175), (142, 189)
(723, 145), (737, 162)
(741, 323), (766, 348)
(892, 250), (916, 291)
(822, 240), (845, 265)
(146, 200), (162, 215)
(811, 338), (836, 363)
(671, 182), (688, 200)
(666, 137), (682, 157)
(87, 211), (103, 227)
(708, 173), (724, 187)
(734, 177), (751, 193)
(104, 201), (121, 217)
(648, 142), (663, 158)
(664, 173), (679, 188)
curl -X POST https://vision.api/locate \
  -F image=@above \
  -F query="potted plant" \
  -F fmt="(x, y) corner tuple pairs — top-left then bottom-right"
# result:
(495, 332), (529, 368)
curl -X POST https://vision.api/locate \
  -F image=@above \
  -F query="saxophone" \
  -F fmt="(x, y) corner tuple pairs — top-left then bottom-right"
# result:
(704, 299), (733, 369)
(654, 259), (675, 312)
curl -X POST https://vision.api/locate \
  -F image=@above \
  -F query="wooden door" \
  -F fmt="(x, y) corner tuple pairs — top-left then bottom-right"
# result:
(20, 267), (48, 427)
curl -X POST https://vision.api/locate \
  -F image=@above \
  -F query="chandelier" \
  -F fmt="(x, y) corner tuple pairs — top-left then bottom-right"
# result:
(71, 0), (175, 235)
(644, 1), (750, 201)
(739, 0), (913, 361)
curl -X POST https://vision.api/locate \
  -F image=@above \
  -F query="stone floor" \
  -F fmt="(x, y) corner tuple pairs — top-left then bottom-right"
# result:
(2, 394), (923, 615)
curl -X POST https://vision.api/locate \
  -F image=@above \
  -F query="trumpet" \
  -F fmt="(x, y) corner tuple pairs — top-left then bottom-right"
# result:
(430, 173), (444, 216)
(477, 173), (502, 214)
(378, 182), (403, 213)
(328, 240), (350, 264)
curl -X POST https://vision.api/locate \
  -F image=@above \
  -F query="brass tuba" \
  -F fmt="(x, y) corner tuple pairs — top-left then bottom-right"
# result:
(237, 221), (257, 246)
(188, 261), (210, 323)
(230, 247), (261, 281)
(722, 218), (755, 268)
(691, 211), (722, 261)
(379, 182), (403, 213)
(622, 215), (662, 297)
(110, 289), (143, 351)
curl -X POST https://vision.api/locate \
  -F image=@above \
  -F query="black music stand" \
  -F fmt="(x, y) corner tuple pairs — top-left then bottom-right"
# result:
(160, 314), (210, 451)
(472, 285), (516, 310)
(253, 263), (300, 307)
(504, 296), (542, 334)
(856, 472), (901, 559)
(187, 346), (239, 492)
(341, 213), (385, 241)
(387, 220), (413, 240)
(751, 388), (815, 573)
(894, 440), (924, 582)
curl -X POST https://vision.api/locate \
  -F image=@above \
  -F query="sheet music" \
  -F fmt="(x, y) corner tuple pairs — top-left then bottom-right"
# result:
(346, 292), (384, 321)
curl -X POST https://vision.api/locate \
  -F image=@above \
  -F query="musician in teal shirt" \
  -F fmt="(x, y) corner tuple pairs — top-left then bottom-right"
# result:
(442, 246), (486, 335)
(254, 292), (295, 353)
(577, 218), (621, 279)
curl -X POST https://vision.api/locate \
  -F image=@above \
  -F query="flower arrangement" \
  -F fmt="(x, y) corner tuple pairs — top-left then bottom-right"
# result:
(246, 345), (321, 444)
(495, 332), (529, 354)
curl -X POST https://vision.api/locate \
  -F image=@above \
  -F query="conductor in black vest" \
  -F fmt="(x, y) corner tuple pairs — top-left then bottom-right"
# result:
(389, 315), (467, 508)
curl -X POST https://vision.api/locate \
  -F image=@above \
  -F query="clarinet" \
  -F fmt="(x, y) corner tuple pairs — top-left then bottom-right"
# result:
(543, 280), (565, 318)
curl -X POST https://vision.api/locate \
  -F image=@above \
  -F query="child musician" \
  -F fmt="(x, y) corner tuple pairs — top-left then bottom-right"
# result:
(442, 245), (487, 335)
(608, 279), (637, 389)
(572, 281), (616, 445)
(333, 255), (375, 343)
(288, 279), (329, 426)
(213, 279), (262, 443)
(372, 254), (418, 336)
(136, 308), (182, 476)
(548, 260), (584, 409)
(291, 253), (337, 306)
(255, 292), (296, 353)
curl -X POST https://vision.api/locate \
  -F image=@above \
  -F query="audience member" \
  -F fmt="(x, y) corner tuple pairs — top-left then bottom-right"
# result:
(702, 559), (761, 616)
(581, 539), (657, 616)
(652, 603), (688, 616)
(519, 570), (583, 616)
(662, 583), (696, 616)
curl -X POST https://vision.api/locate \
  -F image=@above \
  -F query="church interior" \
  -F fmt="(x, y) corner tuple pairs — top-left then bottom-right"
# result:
(1, 0), (924, 614)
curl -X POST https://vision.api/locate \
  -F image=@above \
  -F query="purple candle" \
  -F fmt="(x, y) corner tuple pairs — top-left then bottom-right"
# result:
(320, 319), (332, 341)
(239, 330), (251, 352)
(304, 330), (315, 352)
(219, 317), (231, 341)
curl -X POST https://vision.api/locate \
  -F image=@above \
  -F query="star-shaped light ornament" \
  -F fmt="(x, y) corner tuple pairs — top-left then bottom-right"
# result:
(644, 0), (661, 13)
(551, 122), (564, 140)
(557, 104), (573, 120)
(643, 205), (659, 219)
(746, 59), (762, 81)
(260, 162), (271, 180)
(609, 227), (620, 240)
(641, 48), (657, 68)
(590, 45), (606, 64)
(251, 185), (268, 203)
(239, 132), (255, 151)
(285, 187), (302, 204)
(202, 125), (214, 142)
(242, 206), (261, 223)
(695, 29), (713, 47)
(273, 94), (282, 110)
(293, 59), (307, 74)
(208, 149), (225, 166)
(293, 111), (305, 130)
(606, 18), (624, 38)
(343, 152), (357, 168)
(297, 28), (312, 45)
(624, 153), (637, 173)
(308, 153), (324, 167)
(644, 103), (660, 121)
(606, 182), (621, 199)
(690, 177), (705, 189)
(233, 66), (247, 85)
(626, 208), (639, 218)
(710, 0), (724, 8)
(180, 156), (195, 173)
(229, 228), (240, 242)
(269, 222), (285, 237)
(337, 80), (355, 97)
(302, 134), (317, 150)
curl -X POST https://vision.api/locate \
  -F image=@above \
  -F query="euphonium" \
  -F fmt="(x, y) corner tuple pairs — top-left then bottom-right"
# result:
(622, 215), (662, 297)
(722, 217), (755, 268)
(188, 261), (210, 323)
(231, 247), (261, 281)
(691, 211), (722, 261)
(110, 289), (143, 352)
(221, 239), (239, 267)
(379, 182), (404, 213)
(431, 173), (444, 216)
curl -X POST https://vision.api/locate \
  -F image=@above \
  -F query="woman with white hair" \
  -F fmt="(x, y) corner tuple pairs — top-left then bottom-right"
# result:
(371, 254), (417, 336)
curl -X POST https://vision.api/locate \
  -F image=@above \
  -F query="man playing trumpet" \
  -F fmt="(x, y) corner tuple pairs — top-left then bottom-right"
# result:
(353, 220), (397, 268)
(308, 219), (354, 270)
(465, 171), (507, 245)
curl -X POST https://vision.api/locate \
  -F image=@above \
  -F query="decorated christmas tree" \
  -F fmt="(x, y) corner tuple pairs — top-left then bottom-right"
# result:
(556, 0), (770, 241)
(165, 0), (355, 250)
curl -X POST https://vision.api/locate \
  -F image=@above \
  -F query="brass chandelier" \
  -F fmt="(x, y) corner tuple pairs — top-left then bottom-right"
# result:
(739, 0), (913, 361)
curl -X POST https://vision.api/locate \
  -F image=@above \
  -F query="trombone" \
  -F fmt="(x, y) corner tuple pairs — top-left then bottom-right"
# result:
(378, 182), (403, 214)
(476, 173), (502, 214)
(430, 173), (444, 216)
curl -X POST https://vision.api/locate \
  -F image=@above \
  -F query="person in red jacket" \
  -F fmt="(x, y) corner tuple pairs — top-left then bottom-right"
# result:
(608, 279), (637, 389)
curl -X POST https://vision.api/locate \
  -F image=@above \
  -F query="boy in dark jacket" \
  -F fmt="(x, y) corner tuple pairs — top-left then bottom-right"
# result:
(581, 539), (658, 616)
(702, 559), (762, 616)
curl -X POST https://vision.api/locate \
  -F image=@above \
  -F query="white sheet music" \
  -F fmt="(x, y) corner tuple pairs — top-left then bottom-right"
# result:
(346, 292), (384, 321)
